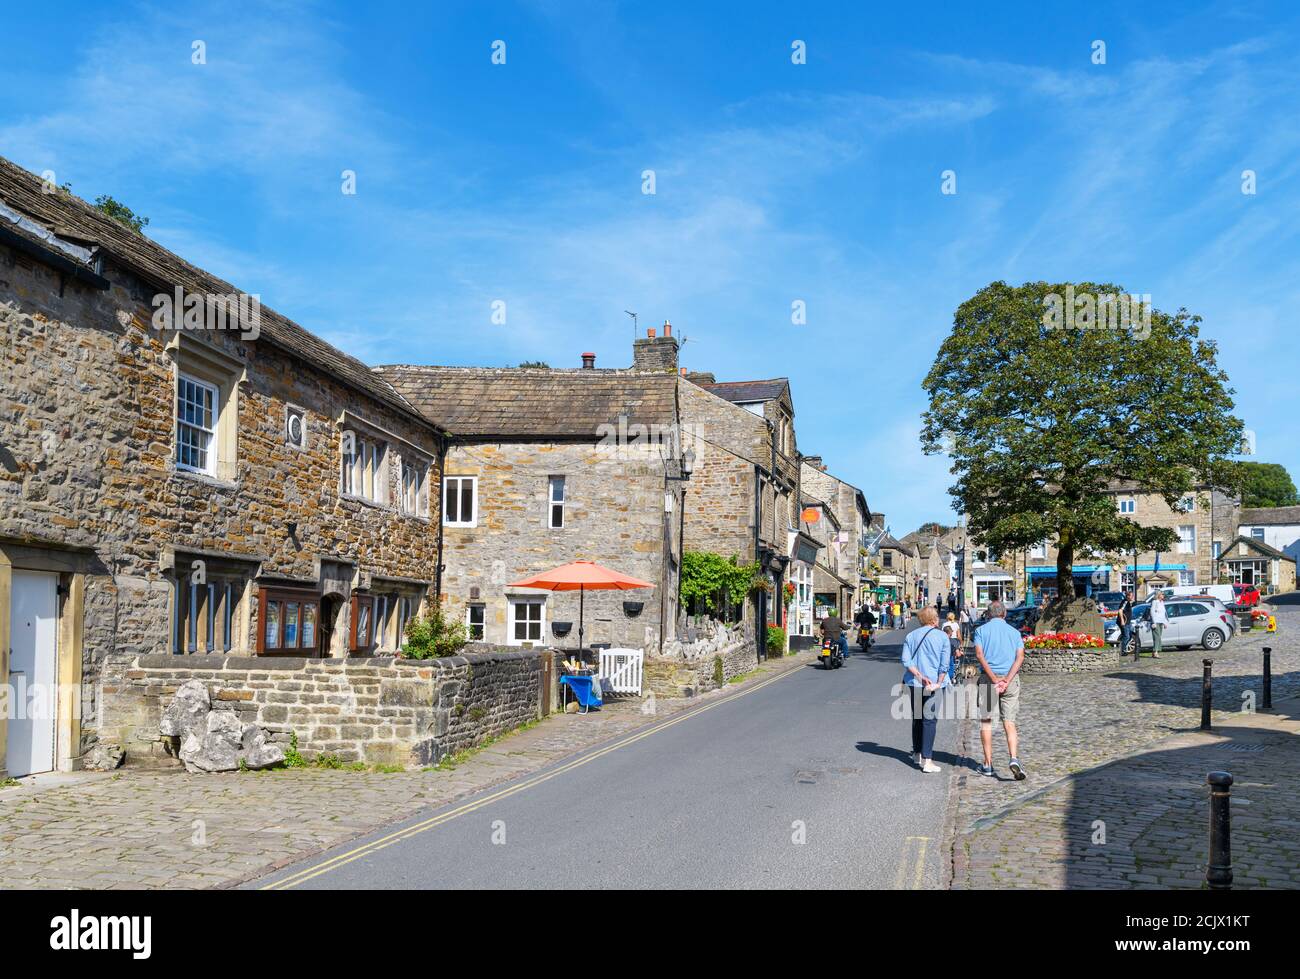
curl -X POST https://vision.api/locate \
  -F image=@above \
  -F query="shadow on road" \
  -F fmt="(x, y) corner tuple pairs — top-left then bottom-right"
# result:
(855, 740), (965, 771)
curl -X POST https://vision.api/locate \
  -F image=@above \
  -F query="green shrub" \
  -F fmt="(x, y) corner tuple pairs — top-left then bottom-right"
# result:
(282, 732), (307, 768)
(766, 624), (787, 657)
(401, 603), (468, 659)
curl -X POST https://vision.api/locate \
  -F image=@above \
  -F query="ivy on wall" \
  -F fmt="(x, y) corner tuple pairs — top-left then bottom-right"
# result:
(681, 551), (765, 618)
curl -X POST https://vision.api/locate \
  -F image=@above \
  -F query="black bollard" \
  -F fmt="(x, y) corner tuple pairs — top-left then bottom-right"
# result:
(1201, 659), (1213, 730)
(1263, 646), (1272, 710)
(1206, 771), (1233, 890)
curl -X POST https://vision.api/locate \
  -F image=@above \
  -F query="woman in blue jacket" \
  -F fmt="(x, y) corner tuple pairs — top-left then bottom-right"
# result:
(901, 606), (954, 773)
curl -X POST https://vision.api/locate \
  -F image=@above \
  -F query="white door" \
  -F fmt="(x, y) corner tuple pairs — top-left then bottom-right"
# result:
(6, 571), (58, 778)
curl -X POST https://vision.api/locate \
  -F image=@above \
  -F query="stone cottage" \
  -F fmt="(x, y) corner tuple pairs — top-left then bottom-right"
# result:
(678, 371), (800, 657)
(375, 347), (687, 655)
(799, 457), (871, 615)
(0, 156), (446, 777)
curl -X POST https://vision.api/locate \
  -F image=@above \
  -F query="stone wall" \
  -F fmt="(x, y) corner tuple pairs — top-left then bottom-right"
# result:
(646, 619), (757, 697)
(1019, 646), (1122, 674)
(98, 646), (541, 769)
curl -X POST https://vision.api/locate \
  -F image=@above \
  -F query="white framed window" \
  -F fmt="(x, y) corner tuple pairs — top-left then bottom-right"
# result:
(1212, 540), (1223, 558)
(1178, 570), (1197, 586)
(443, 476), (478, 527)
(401, 459), (429, 517)
(1029, 541), (1048, 560)
(465, 604), (485, 641)
(508, 597), (545, 646)
(1117, 497), (1135, 514)
(176, 374), (219, 475)
(548, 475), (565, 529)
(1176, 495), (1195, 512)
(1176, 524), (1196, 554)
(1249, 527), (1265, 540)
(342, 433), (388, 504)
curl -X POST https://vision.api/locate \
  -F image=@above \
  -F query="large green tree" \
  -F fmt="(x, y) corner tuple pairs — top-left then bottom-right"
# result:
(921, 281), (1244, 599)
(1238, 461), (1299, 508)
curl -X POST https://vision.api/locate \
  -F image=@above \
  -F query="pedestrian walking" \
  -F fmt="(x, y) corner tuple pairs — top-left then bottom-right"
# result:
(1148, 591), (1167, 658)
(959, 605), (972, 642)
(900, 606), (953, 773)
(943, 611), (962, 678)
(973, 600), (1027, 780)
(1117, 591), (1134, 657)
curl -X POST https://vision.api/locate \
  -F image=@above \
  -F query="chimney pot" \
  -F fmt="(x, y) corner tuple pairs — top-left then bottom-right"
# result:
(581, 352), (596, 369)
(663, 321), (672, 337)
(647, 327), (656, 338)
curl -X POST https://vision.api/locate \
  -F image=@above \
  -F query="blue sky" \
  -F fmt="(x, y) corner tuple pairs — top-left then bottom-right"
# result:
(4, 1), (1298, 535)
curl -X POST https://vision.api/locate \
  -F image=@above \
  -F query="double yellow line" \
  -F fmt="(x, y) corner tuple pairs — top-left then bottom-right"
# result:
(894, 836), (930, 889)
(261, 663), (801, 889)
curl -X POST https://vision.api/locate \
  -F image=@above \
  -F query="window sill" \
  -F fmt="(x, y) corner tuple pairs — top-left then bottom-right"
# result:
(341, 492), (395, 512)
(172, 467), (239, 491)
(443, 521), (478, 529)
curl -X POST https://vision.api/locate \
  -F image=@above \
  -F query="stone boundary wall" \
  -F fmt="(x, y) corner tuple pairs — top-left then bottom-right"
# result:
(98, 646), (541, 769)
(645, 639), (757, 698)
(1020, 646), (1122, 675)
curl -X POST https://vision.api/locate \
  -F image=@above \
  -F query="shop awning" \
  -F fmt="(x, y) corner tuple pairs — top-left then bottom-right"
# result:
(1026, 565), (1114, 577)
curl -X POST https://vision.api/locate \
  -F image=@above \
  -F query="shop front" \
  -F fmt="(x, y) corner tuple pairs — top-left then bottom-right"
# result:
(1027, 565), (1112, 601)
(973, 570), (1015, 608)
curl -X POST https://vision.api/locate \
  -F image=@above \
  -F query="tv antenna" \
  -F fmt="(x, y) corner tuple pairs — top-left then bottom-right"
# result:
(624, 310), (638, 337)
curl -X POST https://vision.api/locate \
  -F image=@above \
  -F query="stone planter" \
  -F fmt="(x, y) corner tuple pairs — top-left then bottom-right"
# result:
(1020, 645), (1121, 674)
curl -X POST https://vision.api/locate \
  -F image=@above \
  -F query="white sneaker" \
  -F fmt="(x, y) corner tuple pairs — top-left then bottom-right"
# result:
(921, 760), (942, 774)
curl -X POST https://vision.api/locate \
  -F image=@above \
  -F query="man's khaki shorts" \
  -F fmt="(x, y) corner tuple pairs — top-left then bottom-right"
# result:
(978, 674), (1021, 724)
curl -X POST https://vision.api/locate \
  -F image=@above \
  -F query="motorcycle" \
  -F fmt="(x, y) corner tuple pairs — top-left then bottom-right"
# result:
(857, 625), (871, 650)
(819, 637), (844, 670)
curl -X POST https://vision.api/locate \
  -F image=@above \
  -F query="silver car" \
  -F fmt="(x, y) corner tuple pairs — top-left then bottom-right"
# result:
(1127, 600), (1234, 653)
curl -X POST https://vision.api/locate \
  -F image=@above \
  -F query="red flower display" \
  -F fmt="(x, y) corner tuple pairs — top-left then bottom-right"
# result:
(1024, 632), (1105, 650)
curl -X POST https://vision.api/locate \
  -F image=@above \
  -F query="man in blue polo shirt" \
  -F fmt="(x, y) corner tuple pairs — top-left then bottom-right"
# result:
(973, 600), (1027, 780)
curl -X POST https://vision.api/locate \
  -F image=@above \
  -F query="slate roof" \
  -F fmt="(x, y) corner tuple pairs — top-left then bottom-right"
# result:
(875, 533), (908, 551)
(696, 378), (789, 405)
(0, 155), (432, 430)
(1240, 506), (1300, 526)
(374, 365), (679, 438)
(1222, 535), (1295, 562)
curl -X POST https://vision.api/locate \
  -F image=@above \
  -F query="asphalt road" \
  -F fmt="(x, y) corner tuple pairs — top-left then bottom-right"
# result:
(254, 625), (958, 889)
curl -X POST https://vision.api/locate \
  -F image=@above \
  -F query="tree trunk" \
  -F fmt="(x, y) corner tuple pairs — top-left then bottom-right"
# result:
(1057, 530), (1076, 599)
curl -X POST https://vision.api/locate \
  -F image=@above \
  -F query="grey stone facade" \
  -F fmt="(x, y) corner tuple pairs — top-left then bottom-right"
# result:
(438, 440), (682, 652)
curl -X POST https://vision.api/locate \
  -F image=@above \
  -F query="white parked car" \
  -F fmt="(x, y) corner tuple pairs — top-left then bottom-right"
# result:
(1117, 600), (1235, 654)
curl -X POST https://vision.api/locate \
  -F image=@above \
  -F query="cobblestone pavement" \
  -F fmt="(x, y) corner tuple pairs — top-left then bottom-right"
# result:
(950, 599), (1300, 889)
(0, 652), (815, 889)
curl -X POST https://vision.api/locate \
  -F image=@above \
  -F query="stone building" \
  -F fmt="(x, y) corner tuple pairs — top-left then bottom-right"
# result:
(867, 531), (912, 602)
(1015, 484), (1237, 598)
(1236, 506), (1300, 565)
(0, 156), (444, 777)
(679, 371), (799, 655)
(1219, 535), (1297, 593)
(959, 482), (1243, 604)
(377, 349), (687, 654)
(799, 457), (871, 616)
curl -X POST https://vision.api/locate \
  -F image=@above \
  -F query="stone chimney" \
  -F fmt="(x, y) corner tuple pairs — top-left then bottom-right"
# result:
(684, 371), (716, 385)
(632, 321), (679, 372)
(581, 352), (596, 369)
(803, 455), (826, 471)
